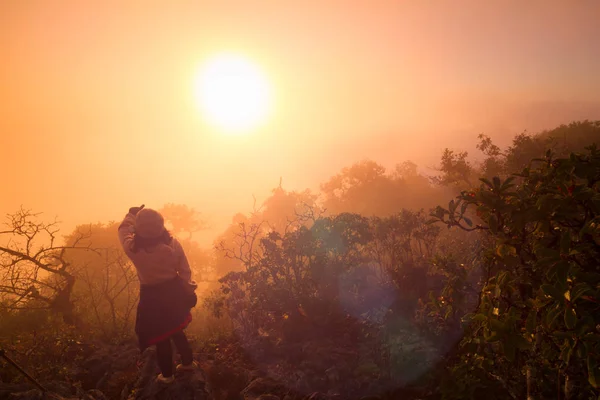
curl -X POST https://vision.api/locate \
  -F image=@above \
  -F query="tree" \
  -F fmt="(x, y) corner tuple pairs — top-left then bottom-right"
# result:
(214, 185), (322, 279)
(159, 203), (207, 241)
(431, 146), (600, 399)
(538, 120), (600, 156)
(0, 208), (93, 325)
(476, 134), (505, 180)
(159, 203), (212, 282)
(431, 149), (474, 189)
(321, 159), (443, 216)
(63, 222), (139, 340)
(321, 160), (392, 216)
(438, 121), (600, 188)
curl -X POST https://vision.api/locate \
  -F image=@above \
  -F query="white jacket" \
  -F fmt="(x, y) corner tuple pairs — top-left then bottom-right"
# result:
(118, 213), (193, 286)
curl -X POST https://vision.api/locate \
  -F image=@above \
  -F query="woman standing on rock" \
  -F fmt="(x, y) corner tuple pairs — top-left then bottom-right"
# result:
(118, 204), (198, 384)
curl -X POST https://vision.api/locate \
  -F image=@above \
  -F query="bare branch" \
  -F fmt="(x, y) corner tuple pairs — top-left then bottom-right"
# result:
(0, 208), (95, 323)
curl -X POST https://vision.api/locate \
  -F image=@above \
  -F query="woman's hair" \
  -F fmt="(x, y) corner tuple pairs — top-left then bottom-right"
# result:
(131, 229), (173, 253)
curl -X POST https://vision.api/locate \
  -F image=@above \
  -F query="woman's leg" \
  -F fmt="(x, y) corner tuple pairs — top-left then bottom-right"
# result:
(155, 338), (174, 377)
(171, 330), (193, 365)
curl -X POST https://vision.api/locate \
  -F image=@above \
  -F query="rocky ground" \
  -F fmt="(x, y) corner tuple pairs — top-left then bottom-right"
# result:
(0, 333), (438, 400)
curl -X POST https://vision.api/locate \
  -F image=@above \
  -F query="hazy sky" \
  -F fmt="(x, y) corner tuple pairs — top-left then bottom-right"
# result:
(2, 1), (600, 244)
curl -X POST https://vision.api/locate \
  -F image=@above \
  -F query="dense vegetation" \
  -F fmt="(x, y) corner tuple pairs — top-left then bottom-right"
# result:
(1, 120), (599, 399)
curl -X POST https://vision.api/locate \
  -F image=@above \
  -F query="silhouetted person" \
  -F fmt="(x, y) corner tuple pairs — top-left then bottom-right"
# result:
(118, 205), (198, 384)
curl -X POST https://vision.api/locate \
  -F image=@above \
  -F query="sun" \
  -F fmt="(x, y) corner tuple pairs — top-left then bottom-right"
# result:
(194, 53), (272, 134)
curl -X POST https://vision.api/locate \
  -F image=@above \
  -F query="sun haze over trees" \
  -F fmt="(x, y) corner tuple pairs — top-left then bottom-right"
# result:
(3, 120), (599, 399)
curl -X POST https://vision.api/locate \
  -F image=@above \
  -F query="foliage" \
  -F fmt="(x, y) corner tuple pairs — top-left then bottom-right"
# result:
(430, 145), (600, 398)
(433, 120), (600, 193)
(208, 209), (450, 396)
(3, 120), (600, 398)
(213, 185), (323, 278)
(431, 149), (474, 190)
(0, 315), (92, 384)
(320, 159), (445, 217)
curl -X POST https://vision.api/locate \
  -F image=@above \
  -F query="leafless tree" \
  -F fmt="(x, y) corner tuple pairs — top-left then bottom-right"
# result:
(0, 207), (94, 325)
(76, 248), (139, 340)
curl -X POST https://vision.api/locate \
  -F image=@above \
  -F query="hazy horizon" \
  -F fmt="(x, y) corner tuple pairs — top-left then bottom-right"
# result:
(2, 1), (600, 246)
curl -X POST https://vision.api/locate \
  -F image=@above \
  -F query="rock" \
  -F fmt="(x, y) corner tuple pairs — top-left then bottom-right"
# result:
(71, 343), (141, 394)
(247, 370), (263, 382)
(2, 382), (110, 400)
(80, 390), (108, 400)
(127, 367), (209, 400)
(241, 378), (288, 400)
(79, 357), (110, 389)
(206, 362), (249, 390)
(0, 384), (31, 399)
(325, 390), (341, 400)
(7, 389), (43, 400)
(4, 390), (78, 400)
(112, 349), (139, 371)
(324, 367), (339, 385)
(304, 393), (328, 400)
(256, 396), (280, 400)
(4, 343), (214, 400)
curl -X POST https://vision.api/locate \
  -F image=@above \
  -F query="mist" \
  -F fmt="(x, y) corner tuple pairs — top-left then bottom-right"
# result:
(2, 1), (600, 245)
(2, 2), (600, 399)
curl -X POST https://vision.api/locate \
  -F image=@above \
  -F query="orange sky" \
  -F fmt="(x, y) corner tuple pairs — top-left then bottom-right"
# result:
(2, 1), (600, 245)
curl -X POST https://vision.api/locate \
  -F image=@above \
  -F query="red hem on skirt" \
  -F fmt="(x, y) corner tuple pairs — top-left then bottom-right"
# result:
(146, 312), (192, 345)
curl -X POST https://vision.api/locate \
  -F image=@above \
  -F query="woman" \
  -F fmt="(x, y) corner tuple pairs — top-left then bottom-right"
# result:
(118, 204), (198, 384)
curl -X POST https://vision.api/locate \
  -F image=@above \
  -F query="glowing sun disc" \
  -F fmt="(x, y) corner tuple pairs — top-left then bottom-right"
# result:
(194, 53), (272, 133)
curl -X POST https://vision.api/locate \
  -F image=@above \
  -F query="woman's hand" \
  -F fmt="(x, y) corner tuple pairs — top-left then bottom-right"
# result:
(128, 204), (145, 216)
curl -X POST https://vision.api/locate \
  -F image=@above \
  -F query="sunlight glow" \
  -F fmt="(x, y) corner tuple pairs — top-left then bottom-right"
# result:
(194, 53), (272, 134)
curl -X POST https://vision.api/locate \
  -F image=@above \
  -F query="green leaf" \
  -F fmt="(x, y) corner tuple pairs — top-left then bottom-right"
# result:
(514, 335), (531, 350)
(525, 310), (537, 334)
(496, 244), (517, 258)
(562, 345), (573, 366)
(564, 307), (577, 330)
(485, 332), (501, 343)
(444, 305), (454, 320)
(545, 305), (563, 328)
(571, 283), (591, 302)
(542, 284), (563, 301)
(503, 339), (516, 362)
(560, 231), (572, 254)
(489, 318), (505, 332)
(463, 216), (473, 227)
(434, 206), (445, 219)
(554, 331), (573, 340)
(536, 246), (560, 261)
(587, 355), (600, 389)
(577, 342), (588, 359)
(448, 199), (456, 213)
(577, 316), (595, 336)
(492, 176), (501, 189)
(472, 313), (487, 322)
(555, 261), (570, 288)
(480, 177), (493, 188)
(497, 271), (508, 286)
(501, 176), (515, 190)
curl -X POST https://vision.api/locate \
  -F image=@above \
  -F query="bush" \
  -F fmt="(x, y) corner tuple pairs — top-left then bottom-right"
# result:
(432, 145), (600, 399)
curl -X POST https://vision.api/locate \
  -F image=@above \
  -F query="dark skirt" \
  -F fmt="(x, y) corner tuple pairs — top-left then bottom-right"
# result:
(135, 276), (193, 351)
